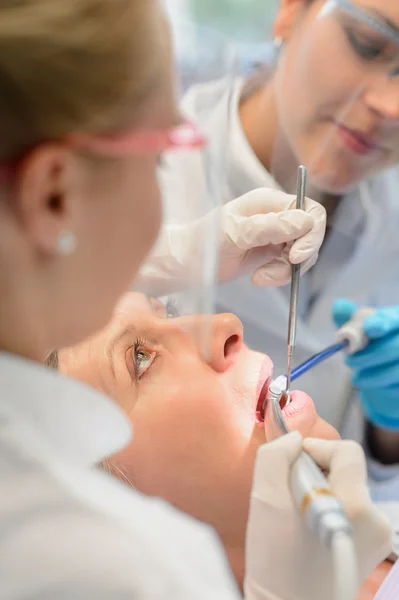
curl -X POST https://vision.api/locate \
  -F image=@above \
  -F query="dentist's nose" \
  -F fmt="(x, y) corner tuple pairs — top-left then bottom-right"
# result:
(364, 77), (399, 121)
(207, 313), (244, 373)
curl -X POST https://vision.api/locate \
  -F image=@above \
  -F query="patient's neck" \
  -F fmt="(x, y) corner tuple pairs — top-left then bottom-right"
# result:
(212, 508), (248, 588)
(224, 543), (245, 589)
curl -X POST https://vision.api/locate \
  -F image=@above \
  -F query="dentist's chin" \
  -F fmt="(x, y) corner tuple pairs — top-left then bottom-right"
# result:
(264, 390), (340, 442)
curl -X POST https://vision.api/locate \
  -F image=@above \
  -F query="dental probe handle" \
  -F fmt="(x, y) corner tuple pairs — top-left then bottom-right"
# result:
(290, 451), (353, 547)
(335, 307), (376, 354)
(286, 165), (307, 392)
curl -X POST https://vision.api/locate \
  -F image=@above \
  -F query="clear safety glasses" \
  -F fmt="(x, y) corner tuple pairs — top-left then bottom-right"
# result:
(135, 16), (238, 359)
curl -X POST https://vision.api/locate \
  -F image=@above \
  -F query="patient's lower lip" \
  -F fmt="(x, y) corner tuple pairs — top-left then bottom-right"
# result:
(282, 390), (311, 418)
(256, 384), (312, 424)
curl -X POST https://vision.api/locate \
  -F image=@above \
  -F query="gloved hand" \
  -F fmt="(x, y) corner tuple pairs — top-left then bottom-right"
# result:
(136, 188), (326, 296)
(332, 299), (399, 429)
(218, 188), (326, 286)
(244, 433), (392, 600)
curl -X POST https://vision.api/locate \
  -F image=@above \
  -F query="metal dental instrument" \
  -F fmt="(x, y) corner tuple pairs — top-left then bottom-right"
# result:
(286, 165), (307, 395)
(258, 306), (376, 423)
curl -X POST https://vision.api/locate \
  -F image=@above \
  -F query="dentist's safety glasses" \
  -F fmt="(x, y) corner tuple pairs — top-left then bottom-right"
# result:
(136, 16), (238, 359)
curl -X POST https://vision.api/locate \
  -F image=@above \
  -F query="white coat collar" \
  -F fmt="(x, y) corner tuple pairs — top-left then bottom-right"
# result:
(0, 351), (132, 468)
(226, 78), (281, 198)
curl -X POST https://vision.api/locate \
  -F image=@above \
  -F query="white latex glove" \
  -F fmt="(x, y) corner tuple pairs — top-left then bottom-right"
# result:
(136, 188), (326, 297)
(218, 188), (326, 286)
(245, 433), (392, 600)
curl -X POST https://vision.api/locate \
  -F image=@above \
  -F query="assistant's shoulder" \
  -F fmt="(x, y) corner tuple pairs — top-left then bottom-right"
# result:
(0, 455), (238, 599)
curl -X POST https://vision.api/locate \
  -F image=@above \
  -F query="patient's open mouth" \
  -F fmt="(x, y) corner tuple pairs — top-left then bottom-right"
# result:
(255, 380), (269, 422)
(255, 357), (273, 422)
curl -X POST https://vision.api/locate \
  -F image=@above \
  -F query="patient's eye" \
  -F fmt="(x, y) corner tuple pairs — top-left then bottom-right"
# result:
(132, 340), (156, 379)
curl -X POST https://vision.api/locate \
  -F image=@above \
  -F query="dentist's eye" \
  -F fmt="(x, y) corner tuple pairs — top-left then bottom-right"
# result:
(346, 29), (386, 61)
(131, 340), (156, 379)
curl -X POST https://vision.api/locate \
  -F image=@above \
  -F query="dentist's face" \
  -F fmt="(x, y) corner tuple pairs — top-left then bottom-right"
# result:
(59, 293), (338, 542)
(273, 0), (399, 193)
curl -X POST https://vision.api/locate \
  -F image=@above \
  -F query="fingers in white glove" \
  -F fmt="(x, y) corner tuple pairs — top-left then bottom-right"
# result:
(231, 209), (314, 251)
(252, 431), (303, 502)
(303, 438), (369, 504)
(288, 198), (326, 264)
(226, 189), (326, 256)
(304, 438), (392, 575)
(230, 188), (295, 217)
(252, 250), (319, 287)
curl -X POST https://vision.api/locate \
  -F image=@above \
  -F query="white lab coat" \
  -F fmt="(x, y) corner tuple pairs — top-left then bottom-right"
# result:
(161, 76), (399, 549)
(0, 352), (240, 599)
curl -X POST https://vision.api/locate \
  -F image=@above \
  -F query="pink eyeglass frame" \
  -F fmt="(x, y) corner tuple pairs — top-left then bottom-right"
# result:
(67, 120), (207, 155)
(0, 120), (207, 181)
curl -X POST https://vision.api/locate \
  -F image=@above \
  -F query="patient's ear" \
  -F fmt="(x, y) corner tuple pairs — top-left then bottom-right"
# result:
(273, 0), (306, 40)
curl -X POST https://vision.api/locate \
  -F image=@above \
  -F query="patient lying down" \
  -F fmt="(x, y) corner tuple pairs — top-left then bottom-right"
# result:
(51, 292), (391, 597)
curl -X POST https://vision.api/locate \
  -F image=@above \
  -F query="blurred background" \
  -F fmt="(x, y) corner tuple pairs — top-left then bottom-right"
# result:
(187, 0), (278, 42)
(166, 0), (279, 70)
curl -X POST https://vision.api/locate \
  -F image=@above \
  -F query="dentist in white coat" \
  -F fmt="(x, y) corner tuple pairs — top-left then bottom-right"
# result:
(161, 0), (399, 555)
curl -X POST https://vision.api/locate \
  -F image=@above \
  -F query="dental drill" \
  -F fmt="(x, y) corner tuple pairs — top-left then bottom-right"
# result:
(268, 377), (358, 600)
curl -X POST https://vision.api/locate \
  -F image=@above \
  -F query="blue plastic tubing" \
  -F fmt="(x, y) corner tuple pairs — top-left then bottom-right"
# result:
(290, 340), (349, 382)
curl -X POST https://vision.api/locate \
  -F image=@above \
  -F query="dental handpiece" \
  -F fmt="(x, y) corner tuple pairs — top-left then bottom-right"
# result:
(266, 306), (377, 542)
(267, 378), (353, 547)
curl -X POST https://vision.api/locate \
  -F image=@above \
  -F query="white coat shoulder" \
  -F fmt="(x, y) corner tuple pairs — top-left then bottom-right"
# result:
(0, 353), (240, 600)
(0, 430), (240, 600)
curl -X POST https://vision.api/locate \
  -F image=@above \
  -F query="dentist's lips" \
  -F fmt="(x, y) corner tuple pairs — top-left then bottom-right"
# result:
(335, 124), (386, 156)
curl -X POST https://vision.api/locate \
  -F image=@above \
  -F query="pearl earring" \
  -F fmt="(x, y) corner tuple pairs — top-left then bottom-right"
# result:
(56, 230), (77, 257)
(273, 36), (284, 62)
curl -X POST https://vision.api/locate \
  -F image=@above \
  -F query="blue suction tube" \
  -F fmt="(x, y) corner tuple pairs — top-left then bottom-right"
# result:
(290, 340), (349, 382)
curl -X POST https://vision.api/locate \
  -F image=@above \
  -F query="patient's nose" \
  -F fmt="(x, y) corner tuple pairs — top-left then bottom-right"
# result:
(208, 313), (243, 373)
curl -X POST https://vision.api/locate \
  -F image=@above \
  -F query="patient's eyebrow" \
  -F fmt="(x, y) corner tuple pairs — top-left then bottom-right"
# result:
(106, 324), (137, 379)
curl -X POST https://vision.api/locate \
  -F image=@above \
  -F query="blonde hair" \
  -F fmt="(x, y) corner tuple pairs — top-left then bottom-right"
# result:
(0, 0), (163, 160)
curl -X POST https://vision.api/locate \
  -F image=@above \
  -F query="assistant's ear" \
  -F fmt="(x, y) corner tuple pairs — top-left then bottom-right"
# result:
(14, 145), (78, 257)
(273, 0), (307, 40)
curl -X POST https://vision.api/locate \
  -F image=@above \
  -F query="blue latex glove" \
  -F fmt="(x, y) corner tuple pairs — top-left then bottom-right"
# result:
(332, 298), (399, 430)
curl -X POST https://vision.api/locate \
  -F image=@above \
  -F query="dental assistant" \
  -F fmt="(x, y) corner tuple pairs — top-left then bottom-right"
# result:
(0, 0), (388, 598)
(169, 0), (399, 550)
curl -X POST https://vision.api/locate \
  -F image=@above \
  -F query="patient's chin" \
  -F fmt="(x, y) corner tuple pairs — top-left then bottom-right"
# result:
(264, 390), (340, 441)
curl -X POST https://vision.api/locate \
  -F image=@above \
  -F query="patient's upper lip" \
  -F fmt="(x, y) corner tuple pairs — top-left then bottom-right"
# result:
(255, 357), (273, 422)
